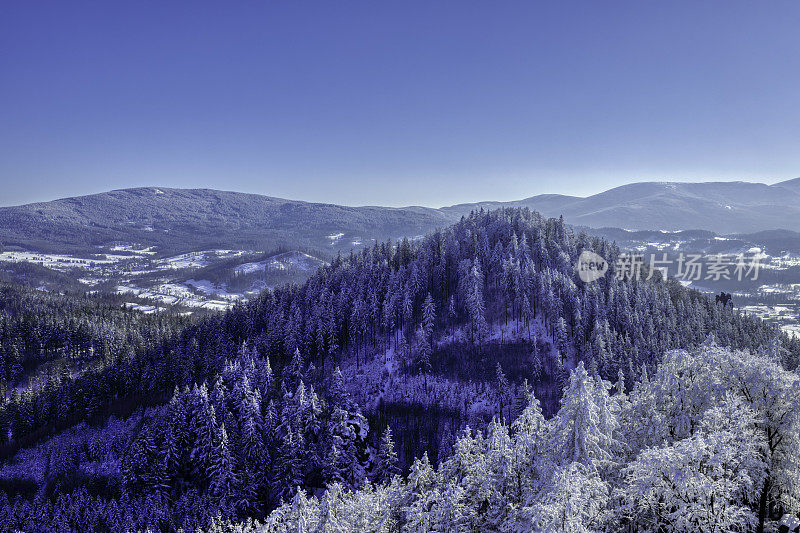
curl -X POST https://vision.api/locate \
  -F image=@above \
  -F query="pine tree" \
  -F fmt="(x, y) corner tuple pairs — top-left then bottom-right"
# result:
(374, 426), (399, 484)
(551, 362), (615, 470)
(323, 443), (345, 484)
(285, 348), (305, 389)
(555, 317), (568, 360)
(210, 424), (237, 506)
(466, 260), (488, 347)
(415, 326), (432, 390)
(329, 366), (350, 409)
(422, 293), (436, 337)
(447, 295), (457, 324)
(193, 387), (219, 476)
(274, 427), (303, 503)
(495, 363), (510, 422)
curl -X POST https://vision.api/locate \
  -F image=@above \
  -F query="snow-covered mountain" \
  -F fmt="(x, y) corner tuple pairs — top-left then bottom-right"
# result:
(3, 180), (800, 257)
(0, 187), (455, 255)
(493, 178), (800, 234)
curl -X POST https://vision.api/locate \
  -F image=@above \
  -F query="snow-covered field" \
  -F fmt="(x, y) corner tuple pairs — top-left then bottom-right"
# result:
(782, 323), (800, 338)
(326, 232), (345, 244)
(758, 283), (800, 297)
(124, 303), (159, 313)
(761, 252), (800, 270)
(108, 244), (156, 255)
(185, 279), (245, 299)
(117, 280), (242, 311)
(632, 240), (689, 252)
(87, 250), (327, 313)
(234, 251), (326, 275)
(155, 249), (250, 270)
(0, 245), (159, 276)
(0, 244), (326, 313)
(0, 251), (119, 271)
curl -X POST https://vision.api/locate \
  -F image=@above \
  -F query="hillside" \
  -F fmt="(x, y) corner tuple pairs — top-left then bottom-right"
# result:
(4, 180), (800, 262)
(510, 180), (800, 233)
(774, 177), (800, 194)
(0, 187), (456, 256)
(0, 208), (797, 531)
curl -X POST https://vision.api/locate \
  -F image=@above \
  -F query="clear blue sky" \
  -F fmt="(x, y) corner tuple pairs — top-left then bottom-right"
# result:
(1, 1), (799, 207)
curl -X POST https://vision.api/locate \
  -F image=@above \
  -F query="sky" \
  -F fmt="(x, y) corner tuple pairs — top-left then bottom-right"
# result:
(1, 1), (799, 208)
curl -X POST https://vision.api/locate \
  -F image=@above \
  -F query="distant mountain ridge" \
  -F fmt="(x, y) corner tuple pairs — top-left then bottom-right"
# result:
(2, 179), (800, 255)
(484, 179), (800, 234)
(0, 187), (455, 255)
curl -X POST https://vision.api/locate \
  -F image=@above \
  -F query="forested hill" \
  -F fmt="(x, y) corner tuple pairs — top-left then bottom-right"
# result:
(0, 208), (797, 531)
(0, 187), (455, 255)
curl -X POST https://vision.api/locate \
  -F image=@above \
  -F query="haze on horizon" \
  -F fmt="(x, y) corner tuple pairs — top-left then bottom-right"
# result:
(2, 1), (799, 208)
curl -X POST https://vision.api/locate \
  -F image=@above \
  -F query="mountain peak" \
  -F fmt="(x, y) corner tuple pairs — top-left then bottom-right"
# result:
(774, 177), (800, 191)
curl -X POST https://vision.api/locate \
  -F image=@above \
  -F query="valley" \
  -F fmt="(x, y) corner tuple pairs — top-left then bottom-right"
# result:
(4, 188), (799, 337)
(1, 244), (327, 313)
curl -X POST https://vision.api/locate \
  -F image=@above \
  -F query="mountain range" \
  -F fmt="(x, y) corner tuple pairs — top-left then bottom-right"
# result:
(2, 178), (800, 256)
(511, 178), (800, 233)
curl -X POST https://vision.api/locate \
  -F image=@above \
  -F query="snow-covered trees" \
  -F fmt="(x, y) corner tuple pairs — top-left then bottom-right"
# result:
(421, 293), (436, 339)
(495, 363), (511, 421)
(464, 260), (488, 347)
(522, 462), (610, 532)
(714, 347), (800, 532)
(6, 209), (800, 532)
(11, 338), (800, 532)
(114, 349), (374, 523)
(221, 344), (800, 533)
(373, 425), (400, 484)
(621, 343), (800, 532)
(413, 326), (432, 385)
(623, 395), (765, 532)
(550, 362), (617, 470)
(210, 424), (237, 505)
